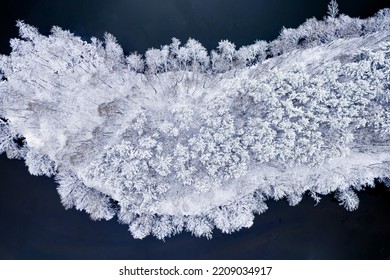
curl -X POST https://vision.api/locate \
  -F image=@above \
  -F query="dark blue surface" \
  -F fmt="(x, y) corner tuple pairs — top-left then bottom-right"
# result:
(0, 0), (389, 259)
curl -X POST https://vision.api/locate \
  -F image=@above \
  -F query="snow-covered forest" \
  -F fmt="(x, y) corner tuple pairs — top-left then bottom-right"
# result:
(0, 4), (389, 239)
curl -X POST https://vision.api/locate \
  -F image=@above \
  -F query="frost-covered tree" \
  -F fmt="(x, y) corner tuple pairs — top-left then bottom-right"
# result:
(126, 53), (144, 73)
(237, 40), (267, 67)
(328, 0), (339, 18)
(211, 40), (236, 72)
(0, 9), (389, 239)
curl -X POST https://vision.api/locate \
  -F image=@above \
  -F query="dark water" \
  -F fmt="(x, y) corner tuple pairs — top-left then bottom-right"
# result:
(1, 0), (390, 259)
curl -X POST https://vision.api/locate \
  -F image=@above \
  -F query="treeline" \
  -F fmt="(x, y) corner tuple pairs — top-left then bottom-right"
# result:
(130, 8), (390, 74)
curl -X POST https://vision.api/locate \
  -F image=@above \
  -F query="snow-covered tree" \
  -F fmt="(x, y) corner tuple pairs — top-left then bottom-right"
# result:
(328, 0), (339, 19)
(211, 40), (237, 72)
(126, 53), (144, 73)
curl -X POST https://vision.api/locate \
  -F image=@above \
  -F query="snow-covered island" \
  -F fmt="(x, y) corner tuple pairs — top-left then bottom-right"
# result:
(0, 4), (389, 239)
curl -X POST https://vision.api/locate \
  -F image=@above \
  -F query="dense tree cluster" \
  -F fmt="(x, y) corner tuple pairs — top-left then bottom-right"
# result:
(0, 7), (389, 239)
